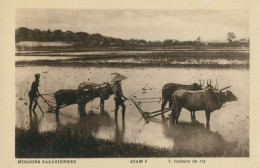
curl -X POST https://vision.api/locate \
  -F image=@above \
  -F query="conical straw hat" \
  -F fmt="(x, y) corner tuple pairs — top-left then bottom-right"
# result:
(111, 74), (127, 82)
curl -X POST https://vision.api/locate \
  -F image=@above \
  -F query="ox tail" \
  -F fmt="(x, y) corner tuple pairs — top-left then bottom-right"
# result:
(171, 95), (179, 123)
(172, 96), (178, 112)
(161, 96), (164, 105)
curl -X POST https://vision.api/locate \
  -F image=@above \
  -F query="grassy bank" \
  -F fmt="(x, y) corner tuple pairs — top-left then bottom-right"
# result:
(15, 127), (248, 158)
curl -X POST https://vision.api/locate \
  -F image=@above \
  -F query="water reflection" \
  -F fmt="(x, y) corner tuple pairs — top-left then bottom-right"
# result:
(29, 112), (39, 132)
(56, 110), (114, 134)
(28, 108), (127, 143)
(16, 66), (249, 152)
(114, 120), (126, 142)
(162, 119), (235, 154)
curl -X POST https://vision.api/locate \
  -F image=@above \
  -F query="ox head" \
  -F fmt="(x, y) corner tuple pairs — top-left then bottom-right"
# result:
(96, 82), (114, 99)
(223, 90), (238, 102)
(219, 86), (238, 102)
(104, 82), (114, 95)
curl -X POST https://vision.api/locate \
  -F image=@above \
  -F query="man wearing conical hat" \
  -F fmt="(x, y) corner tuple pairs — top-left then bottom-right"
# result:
(111, 74), (128, 121)
(28, 73), (41, 115)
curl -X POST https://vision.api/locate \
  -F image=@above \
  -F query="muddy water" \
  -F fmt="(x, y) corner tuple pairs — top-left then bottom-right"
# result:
(16, 66), (249, 151)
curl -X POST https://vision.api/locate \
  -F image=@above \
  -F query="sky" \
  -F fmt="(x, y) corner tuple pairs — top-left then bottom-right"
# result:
(16, 9), (249, 42)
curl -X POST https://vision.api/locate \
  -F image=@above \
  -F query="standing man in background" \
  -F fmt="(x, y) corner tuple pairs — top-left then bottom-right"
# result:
(28, 73), (42, 115)
(111, 74), (127, 121)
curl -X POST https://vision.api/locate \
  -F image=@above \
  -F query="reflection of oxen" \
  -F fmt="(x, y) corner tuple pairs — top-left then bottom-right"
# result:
(171, 87), (238, 129)
(78, 82), (114, 113)
(76, 110), (114, 134)
(56, 110), (114, 135)
(54, 88), (99, 121)
(161, 83), (203, 118)
(161, 119), (237, 155)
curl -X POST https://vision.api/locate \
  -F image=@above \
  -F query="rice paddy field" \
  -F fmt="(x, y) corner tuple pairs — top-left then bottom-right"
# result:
(15, 48), (249, 157)
(16, 48), (249, 68)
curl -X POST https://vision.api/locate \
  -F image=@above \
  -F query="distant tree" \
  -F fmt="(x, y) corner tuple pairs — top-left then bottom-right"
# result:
(65, 31), (77, 42)
(227, 32), (236, 43)
(34, 29), (42, 41)
(196, 36), (202, 48)
(89, 33), (103, 41)
(75, 32), (89, 43)
(28, 29), (42, 41)
(40, 31), (47, 41)
(15, 27), (29, 42)
(197, 36), (201, 44)
(173, 40), (180, 46)
(46, 29), (52, 41)
(139, 39), (147, 45)
(163, 39), (174, 46)
(53, 29), (63, 41)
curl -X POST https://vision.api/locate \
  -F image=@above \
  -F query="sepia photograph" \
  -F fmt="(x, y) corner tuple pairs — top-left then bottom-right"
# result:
(14, 8), (250, 158)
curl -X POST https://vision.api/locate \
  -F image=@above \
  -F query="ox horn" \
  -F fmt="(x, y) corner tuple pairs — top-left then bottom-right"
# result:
(219, 85), (232, 92)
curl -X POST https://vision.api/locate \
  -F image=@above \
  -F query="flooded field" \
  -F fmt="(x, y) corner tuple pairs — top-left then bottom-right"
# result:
(15, 66), (249, 154)
(15, 49), (249, 69)
(15, 56), (76, 61)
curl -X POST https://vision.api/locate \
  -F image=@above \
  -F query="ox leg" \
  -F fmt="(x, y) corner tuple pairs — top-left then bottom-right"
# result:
(83, 104), (87, 115)
(171, 108), (176, 125)
(161, 98), (168, 119)
(100, 98), (105, 114)
(78, 103), (86, 117)
(176, 106), (182, 124)
(191, 111), (196, 122)
(205, 111), (211, 130)
(168, 99), (173, 108)
(55, 104), (60, 122)
(193, 111), (196, 120)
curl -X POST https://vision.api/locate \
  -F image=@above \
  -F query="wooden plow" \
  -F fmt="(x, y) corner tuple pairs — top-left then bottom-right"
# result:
(35, 94), (58, 113)
(129, 98), (173, 123)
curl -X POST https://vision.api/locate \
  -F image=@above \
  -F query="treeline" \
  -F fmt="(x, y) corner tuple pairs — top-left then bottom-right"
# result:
(15, 27), (249, 48)
(15, 27), (202, 47)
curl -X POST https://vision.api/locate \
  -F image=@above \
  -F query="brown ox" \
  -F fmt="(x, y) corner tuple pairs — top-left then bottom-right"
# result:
(78, 82), (113, 113)
(54, 88), (99, 121)
(161, 83), (203, 118)
(171, 87), (238, 129)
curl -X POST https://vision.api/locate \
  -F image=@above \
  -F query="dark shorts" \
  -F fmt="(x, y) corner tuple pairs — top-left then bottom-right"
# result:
(114, 98), (125, 107)
(28, 91), (37, 102)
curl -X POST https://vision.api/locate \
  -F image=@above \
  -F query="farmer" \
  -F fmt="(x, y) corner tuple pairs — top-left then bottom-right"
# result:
(28, 73), (41, 115)
(111, 74), (128, 120)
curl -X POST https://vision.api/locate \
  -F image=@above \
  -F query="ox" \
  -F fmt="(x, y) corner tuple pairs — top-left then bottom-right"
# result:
(171, 86), (238, 129)
(78, 82), (114, 113)
(54, 88), (99, 121)
(161, 83), (203, 118)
